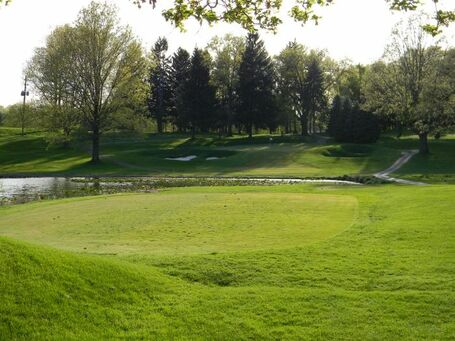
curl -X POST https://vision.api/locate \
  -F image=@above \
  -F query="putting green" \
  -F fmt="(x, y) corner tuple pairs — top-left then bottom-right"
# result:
(0, 189), (357, 255)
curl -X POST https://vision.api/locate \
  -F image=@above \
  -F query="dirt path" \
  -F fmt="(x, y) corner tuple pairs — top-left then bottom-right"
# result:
(375, 150), (426, 185)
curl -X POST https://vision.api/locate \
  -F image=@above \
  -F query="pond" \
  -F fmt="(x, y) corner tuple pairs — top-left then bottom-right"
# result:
(0, 176), (363, 205)
(0, 177), (146, 205)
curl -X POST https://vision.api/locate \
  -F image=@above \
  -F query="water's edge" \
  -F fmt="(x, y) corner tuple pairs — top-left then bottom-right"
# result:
(0, 176), (366, 205)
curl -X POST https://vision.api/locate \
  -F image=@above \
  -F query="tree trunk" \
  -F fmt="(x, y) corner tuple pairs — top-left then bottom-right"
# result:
(247, 124), (253, 139)
(418, 133), (429, 154)
(396, 122), (403, 138)
(300, 116), (308, 136)
(91, 127), (100, 163)
(227, 124), (233, 137)
(156, 116), (163, 134)
(191, 126), (195, 139)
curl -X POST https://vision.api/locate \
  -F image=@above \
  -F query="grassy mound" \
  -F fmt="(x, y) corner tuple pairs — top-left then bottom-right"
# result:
(0, 189), (357, 255)
(0, 237), (188, 339)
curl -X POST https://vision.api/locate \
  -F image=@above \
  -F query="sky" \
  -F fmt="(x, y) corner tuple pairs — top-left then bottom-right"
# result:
(0, 0), (454, 106)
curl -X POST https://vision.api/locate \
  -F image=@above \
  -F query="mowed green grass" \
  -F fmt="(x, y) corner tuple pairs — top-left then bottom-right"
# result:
(2, 127), (455, 182)
(394, 134), (455, 183)
(1, 184), (455, 339)
(0, 127), (402, 178)
(0, 190), (357, 255)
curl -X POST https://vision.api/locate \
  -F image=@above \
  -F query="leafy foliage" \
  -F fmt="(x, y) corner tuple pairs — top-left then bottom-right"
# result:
(207, 34), (245, 136)
(131, 0), (454, 35)
(364, 17), (455, 153)
(26, 2), (148, 161)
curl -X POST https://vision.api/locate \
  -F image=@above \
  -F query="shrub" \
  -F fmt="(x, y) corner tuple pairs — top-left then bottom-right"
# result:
(328, 96), (380, 144)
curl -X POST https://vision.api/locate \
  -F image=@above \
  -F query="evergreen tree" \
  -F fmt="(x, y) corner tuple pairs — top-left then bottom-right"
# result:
(341, 97), (353, 141)
(237, 33), (276, 138)
(329, 96), (380, 143)
(169, 47), (191, 131)
(301, 58), (326, 135)
(182, 48), (216, 138)
(148, 37), (172, 133)
(351, 110), (381, 143)
(328, 94), (342, 138)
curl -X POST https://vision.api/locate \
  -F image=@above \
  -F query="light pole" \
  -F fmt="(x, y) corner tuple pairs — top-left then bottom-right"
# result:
(20, 77), (29, 135)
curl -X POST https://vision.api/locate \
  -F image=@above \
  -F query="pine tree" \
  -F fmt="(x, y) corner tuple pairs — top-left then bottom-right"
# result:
(328, 95), (342, 138)
(301, 58), (326, 135)
(329, 96), (380, 143)
(169, 47), (191, 131)
(237, 33), (276, 138)
(182, 48), (216, 138)
(148, 37), (172, 133)
(341, 97), (353, 141)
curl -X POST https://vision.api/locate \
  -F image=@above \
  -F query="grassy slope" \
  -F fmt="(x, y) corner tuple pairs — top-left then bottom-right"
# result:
(0, 127), (403, 178)
(1, 185), (454, 339)
(2, 127), (455, 181)
(394, 135), (455, 183)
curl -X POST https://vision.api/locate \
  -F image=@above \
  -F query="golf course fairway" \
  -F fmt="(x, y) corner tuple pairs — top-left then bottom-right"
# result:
(1, 184), (454, 339)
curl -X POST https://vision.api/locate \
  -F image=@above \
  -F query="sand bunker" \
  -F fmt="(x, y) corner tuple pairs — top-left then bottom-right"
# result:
(165, 155), (197, 162)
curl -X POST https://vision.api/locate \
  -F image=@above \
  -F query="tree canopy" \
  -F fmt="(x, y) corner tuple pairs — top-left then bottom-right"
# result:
(1, 0), (453, 35)
(132, 0), (454, 35)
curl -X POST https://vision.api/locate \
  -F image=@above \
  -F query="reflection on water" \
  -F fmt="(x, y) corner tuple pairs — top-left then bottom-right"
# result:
(0, 176), (361, 205)
(0, 177), (138, 205)
(0, 178), (82, 199)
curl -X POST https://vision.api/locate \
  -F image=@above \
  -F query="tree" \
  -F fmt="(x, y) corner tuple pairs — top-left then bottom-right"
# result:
(169, 47), (191, 131)
(275, 41), (306, 135)
(182, 48), (216, 138)
(131, 0), (454, 35)
(3, 102), (37, 131)
(147, 37), (172, 133)
(207, 34), (245, 136)
(69, 1), (146, 162)
(328, 96), (380, 143)
(363, 61), (405, 134)
(3, 1), (453, 34)
(328, 94), (342, 138)
(27, 25), (80, 146)
(301, 57), (326, 135)
(336, 64), (365, 106)
(276, 43), (329, 135)
(416, 48), (455, 142)
(237, 33), (276, 138)
(0, 106), (5, 125)
(371, 17), (443, 153)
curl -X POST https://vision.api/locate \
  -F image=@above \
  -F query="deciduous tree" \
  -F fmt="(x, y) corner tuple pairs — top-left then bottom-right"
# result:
(132, 0), (454, 35)
(70, 1), (146, 162)
(207, 34), (245, 136)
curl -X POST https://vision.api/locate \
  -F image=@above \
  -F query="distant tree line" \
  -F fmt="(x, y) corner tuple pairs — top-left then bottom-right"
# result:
(2, 2), (454, 160)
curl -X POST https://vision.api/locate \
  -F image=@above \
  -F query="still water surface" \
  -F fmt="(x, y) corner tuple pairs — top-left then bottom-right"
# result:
(0, 177), (135, 204)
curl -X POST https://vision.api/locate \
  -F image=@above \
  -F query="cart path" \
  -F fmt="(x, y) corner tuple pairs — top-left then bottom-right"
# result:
(375, 150), (426, 185)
